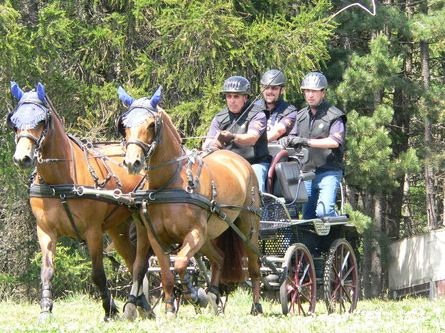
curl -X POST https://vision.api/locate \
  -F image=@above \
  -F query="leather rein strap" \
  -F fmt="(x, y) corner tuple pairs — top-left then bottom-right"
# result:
(131, 188), (262, 220)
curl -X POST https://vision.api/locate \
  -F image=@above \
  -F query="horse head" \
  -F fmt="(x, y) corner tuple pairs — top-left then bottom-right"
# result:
(8, 82), (51, 168)
(116, 86), (162, 174)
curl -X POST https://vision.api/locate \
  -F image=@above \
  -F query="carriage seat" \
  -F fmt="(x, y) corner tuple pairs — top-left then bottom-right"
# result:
(266, 144), (312, 203)
(275, 161), (309, 204)
(266, 144), (289, 196)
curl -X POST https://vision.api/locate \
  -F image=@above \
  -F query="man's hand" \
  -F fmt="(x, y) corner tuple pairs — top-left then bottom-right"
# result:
(279, 136), (308, 148)
(217, 130), (235, 145)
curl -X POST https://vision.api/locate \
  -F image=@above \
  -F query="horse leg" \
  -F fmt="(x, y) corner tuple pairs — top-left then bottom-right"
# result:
(238, 214), (263, 315)
(122, 220), (154, 321)
(173, 228), (211, 311)
(200, 241), (225, 315)
(106, 221), (136, 273)
(85, 229), (118, 321)
(37, 226), (56, 322)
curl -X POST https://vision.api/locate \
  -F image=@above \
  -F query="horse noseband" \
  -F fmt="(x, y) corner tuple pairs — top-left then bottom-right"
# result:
(124, 113), (163, 161)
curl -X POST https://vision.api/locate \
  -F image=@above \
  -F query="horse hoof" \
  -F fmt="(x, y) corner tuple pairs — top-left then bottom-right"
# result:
(39, 311), (52, 323)
(137, 306), (156, 320)
(165, 310), (176, 319)
(104, 312), (119, 322)
(250, 303), (263, 316)
(122, 302), (137, 321)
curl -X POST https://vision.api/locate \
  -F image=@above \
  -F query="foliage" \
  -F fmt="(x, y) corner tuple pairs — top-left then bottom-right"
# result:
(24, 244), (92, 298)
(18, 240), (131, 301)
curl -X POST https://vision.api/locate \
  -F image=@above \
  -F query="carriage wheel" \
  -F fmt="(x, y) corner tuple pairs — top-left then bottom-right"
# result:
(279, 243), (316, 316)
(323, 239), (359, 314)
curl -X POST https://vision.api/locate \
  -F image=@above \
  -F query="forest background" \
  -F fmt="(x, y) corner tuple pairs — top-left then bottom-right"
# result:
(0, 0), (444, 300)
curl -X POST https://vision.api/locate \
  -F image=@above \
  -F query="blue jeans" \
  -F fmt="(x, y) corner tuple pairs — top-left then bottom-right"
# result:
(251, 162), (270, 193)
(303, 169), (343, 219)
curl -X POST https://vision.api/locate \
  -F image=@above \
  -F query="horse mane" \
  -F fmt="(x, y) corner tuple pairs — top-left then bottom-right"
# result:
(45, 95), (64, 125)
(159, 110), (182, 145)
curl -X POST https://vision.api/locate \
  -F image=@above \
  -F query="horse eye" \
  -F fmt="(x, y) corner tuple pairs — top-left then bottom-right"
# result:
(147, 122), (155, 130)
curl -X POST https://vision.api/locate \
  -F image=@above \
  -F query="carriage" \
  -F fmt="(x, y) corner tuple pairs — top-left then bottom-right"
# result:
(257, 144), (359, 315)
(138, 144), (360, 316)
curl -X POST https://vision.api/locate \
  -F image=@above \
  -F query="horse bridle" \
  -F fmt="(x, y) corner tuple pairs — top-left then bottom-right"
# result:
(119, 108), (163, 162)
(7, 102), (53, 161)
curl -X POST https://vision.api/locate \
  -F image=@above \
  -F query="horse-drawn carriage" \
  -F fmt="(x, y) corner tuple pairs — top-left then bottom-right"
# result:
(7, 82), (359, 320)
(258, 144), (359, 315)
(139, 144), (360, 316)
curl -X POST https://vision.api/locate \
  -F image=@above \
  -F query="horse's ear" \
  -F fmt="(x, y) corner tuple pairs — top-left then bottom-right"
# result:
(36, 82), (46, 103)
(10, 81), (24, 100)
(149, 85), (162, 109)
(118, 86), (135, 106)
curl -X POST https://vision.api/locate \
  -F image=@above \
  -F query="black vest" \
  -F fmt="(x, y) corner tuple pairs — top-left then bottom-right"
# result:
(256, 99), (297, 136)
(215, 104), (269, 164)
(295, 101), (346, 171)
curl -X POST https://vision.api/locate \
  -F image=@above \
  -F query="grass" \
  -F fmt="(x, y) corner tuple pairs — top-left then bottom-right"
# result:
(1, 289), (445, 332)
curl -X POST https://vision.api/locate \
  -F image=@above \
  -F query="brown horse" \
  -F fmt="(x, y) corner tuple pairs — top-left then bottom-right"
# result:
(117, 86), (263, 316)
(8, 82), (151, 321)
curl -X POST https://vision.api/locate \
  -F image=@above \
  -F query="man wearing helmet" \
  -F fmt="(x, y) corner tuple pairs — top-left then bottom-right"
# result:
(279, 72), (346, 219)
(202, 75), (270, 192)
(256, 69), (297, 142)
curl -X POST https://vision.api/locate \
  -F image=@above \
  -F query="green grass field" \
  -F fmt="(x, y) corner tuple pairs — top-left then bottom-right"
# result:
(1, 289), (444, 333)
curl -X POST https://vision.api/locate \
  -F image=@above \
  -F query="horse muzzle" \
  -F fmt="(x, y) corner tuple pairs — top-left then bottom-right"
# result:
(13, 150), (36, 168)
(123, 157), (144, 175)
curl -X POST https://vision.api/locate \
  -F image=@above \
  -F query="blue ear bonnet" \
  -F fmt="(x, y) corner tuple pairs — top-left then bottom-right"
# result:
(8, 83), (49, 130)
(116, 86), (162, 135)
(122, 97), (157, 128)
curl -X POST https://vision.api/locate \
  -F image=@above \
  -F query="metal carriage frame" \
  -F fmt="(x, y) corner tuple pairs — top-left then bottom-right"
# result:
(258, 145), (360, 316)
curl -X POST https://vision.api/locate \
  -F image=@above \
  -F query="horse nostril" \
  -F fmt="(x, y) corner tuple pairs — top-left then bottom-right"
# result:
(13, 155), (33, 168)
(133, 160), (142, 170)
(23, 156), (32, 167)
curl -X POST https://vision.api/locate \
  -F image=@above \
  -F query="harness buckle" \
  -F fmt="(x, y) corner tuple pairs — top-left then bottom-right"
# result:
(113, 188), (122, 199)
(210, 200), (216, 213)
(36, 151), (43, 164)
(75, 186), (84, 196)
(148, 191), (156, 201)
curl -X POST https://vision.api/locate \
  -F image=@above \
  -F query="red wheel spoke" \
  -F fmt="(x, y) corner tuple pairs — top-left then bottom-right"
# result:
(280, 244), (316, 316)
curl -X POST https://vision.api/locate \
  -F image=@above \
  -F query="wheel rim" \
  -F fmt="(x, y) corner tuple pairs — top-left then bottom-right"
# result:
(324, 239), (359, 313)
(280, 244), (316, 315)
(143, 270), (163, 311)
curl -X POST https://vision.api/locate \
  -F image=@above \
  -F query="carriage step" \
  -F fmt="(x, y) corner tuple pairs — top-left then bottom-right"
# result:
(263, 256), (285, 263)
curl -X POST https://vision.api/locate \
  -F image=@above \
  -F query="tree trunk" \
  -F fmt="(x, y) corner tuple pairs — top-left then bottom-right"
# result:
(421, 35), (437, 229)
(362, 193), (383, 297)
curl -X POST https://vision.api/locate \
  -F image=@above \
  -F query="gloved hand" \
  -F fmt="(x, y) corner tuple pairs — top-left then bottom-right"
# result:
(279, 136), (308, 148)
(217, 130), (235, 145)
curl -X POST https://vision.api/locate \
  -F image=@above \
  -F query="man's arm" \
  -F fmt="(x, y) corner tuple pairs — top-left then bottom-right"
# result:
(267, 123), (287, 142)
(308, 118), (345, 148)
(307, 137), (340, 148)
(233, 111), (266, 145)
(233, 131), (261, 145)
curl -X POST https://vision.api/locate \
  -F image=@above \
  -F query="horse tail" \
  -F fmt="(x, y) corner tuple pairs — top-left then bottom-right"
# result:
(214, 224), (246, 283)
